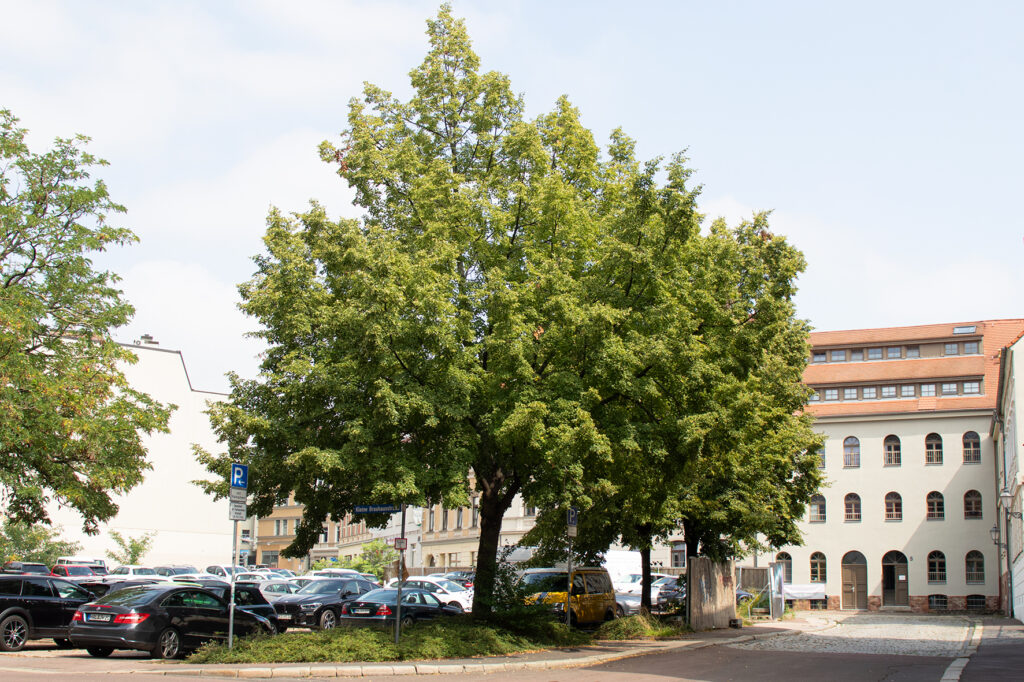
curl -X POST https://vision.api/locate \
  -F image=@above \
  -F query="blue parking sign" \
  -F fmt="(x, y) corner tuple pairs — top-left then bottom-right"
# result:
(230, 463), (248, 489)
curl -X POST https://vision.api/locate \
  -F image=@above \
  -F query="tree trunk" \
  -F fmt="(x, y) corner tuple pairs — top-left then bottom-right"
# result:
(470, 471), (519, 617)
(640, 545), (652, 613)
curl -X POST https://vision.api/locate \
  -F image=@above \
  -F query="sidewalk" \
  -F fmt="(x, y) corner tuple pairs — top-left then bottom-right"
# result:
(960, 616), (1024, 681)
(127, 617), (834, 678)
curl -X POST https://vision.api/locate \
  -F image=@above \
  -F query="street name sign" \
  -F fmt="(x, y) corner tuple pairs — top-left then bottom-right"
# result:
(354, 504), (401, 514)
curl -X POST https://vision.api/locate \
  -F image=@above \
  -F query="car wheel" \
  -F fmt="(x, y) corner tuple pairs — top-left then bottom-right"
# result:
(318, 608), (337, 630)
(87, 647), (114, 658)
(276, 625), (288, 634)
(0, 615), (28, 652)
(53, 638), (74, 649)
(400, 615), (414, 628)
(615, 604), (625, 618)
(605, 608), (616, 621)
(447, 601), (464, 613)
(153, 627), (181, 660)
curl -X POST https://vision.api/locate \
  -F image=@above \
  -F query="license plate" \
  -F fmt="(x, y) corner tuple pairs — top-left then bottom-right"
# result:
(87, 613), (112, 622)
(353, 608), (371, 614)
(278, 614), (291, 620)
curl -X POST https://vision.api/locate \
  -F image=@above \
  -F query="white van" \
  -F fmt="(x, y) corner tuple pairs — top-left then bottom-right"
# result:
(55, 557), (108, 574)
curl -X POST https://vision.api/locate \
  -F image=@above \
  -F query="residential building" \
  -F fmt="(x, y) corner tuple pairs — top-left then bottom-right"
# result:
(756, 320), (1024, 612)
(994, 330), (1024, 619)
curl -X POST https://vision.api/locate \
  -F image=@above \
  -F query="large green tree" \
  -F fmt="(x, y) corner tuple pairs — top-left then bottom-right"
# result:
(0, 110), (173, 532)
(0, 520), (82, 566)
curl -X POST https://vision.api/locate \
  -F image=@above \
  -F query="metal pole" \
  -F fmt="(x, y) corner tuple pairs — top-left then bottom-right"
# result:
(228, 519), (238, 649)
(1006, 507), (1015, 618)
(394, 504), (406, 645)
(566, 532), (573, 626)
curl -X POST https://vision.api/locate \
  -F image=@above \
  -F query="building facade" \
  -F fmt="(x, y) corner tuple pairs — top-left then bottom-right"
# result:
(756, 320), (1024, 612)
(994, 331), (1024, 619)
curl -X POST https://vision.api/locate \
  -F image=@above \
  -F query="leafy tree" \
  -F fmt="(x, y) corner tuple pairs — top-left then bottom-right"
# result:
(0, 520), (82, 566)
(105, 529), (154, 565)
(0, 110), (173, 533)
(339, 539), (399, 580)
(198, 5), (817, 616)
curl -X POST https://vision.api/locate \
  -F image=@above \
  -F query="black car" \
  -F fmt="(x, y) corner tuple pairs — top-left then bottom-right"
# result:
(69, 584), (274, 659)
(273, 577), (377, 630)
(0, 575), (95, 651)
(339, 588), (462, 628)
(2, 562), (50, 575)
(196, 582), (281, 633)
(656, 578), (686, 612)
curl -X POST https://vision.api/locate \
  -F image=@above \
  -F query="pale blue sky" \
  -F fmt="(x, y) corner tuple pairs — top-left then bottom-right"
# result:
(3, 1), (1021, 392)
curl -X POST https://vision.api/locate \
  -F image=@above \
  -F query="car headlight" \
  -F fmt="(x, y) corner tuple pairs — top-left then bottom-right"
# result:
(301, 602), (322, 611)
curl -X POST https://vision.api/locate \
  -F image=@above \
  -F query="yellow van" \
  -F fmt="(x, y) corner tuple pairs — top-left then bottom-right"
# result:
(521, 566), (616, 625)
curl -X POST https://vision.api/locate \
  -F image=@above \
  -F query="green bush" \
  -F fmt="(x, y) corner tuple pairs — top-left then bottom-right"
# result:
(594, 614), (690, 640)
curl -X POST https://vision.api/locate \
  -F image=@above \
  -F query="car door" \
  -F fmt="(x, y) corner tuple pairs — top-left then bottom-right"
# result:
(187, 590), (232, 642)
(52, 579), (92, 630)
(20, 578), (62, 634)
(418, 592), (446, 621)
(161, 590), (202, 645)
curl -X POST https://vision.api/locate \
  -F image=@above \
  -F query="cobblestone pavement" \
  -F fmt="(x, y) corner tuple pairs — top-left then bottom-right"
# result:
(729, 613), (973, 657)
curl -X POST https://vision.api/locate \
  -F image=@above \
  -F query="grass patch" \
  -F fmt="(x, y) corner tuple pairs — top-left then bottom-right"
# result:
(187, 617), (590, 664)
(594, 614), (691, 640)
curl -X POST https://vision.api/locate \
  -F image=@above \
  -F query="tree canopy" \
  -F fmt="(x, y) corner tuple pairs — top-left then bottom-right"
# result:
(199, 5), (820, 616)
(0, 109), (173, 532)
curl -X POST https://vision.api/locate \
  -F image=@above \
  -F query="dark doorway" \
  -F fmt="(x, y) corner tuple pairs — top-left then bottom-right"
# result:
(882, 550), (909, 606)
(841, 551), (868, 609)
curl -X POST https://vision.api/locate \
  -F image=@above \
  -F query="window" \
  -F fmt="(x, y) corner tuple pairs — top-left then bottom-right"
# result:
(843, 437), (860, 467)
(319, 526), (328, 543)
(862, 387), (877, 399)
(818, 450), (826, 469)
(929, 594), (948, 610)
(428, 508), (435, 532)
(964, 490), (983, 519)
(776, 552), (792, 583)
(850, 350), (863, 361)
(524, 505), (536, 517)
(966, 595), (986, 610)
(671, 543), (686, 568)
(900, 385), (915, 397)
(809, 495), (826, 522)
(887, 346), (901, 359)
(882, 386), (896, 398)
(844, 493), (861, 522)
(963, 432), (981, 463)
(274, 520), (281, 536)
(965, 551), (985, 584)
(945, 343), (959, 356)
(441, 507), (448, 531)
(927, 491), (945, 520)
(928, 551), (946, 583)
(920, 384), (936, 397)
(824, 389), (838, 401)
(844, 388), (858, 400)
(942, 383), (958, 395)
(471, 497), (479, 528)
(812, 351), (826, 363)
(809, 391), (820, 402)
(809, 552), (826, 583)
(867, 347), (883, 360)
(261, 551), (278, 567)
(953, 325), (977, 335)
(455, 508), (463, 529)
(885, 492), (902, 521)
(830, 350), (847, 362)
(925, 433), (943, 464)
(963, 381), (980, 394)
(906, 346), (920, 358)
(964, 341), (979, 354)
(884, 435), (901, 466)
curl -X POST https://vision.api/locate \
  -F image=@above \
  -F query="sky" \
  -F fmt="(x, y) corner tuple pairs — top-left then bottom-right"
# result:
(3, 0), (1022, 393)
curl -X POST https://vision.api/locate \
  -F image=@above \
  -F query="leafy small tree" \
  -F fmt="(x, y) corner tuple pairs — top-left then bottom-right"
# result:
(0, 109), (173, 533)
(0, 520), (82, 566)
(339, 540), (398, 580)
(105, 530), (154, 565)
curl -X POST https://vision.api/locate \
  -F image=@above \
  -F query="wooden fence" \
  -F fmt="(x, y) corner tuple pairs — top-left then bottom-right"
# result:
(687, 557), (736, 630)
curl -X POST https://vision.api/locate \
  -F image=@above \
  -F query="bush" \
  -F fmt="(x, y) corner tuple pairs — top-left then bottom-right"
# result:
(594, 614), (690, 640)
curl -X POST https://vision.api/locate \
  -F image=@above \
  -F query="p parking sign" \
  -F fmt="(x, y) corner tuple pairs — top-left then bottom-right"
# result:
(231, 463), (248, 490)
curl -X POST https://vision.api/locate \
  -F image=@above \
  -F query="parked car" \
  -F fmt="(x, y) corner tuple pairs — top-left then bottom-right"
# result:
(204, 565), (246, 580)
(441, 572), (474, 588)
(0, 574), (95, 651)
(234, 572), (269, 583)
(655, 578), (686, 612)
(395, 576), (473, 612)
(340, 588), (462, 627)
(521, 566), (617, 626)
(69, 584), (274, 659)
(2, 562), (50, 575)
(198, 582), (281, 633)
(289, 577), (318, 589)
(104, 566), (162, 582)
(272, 577), (378, 630)
(258, 580), (300, 603)
(612, 572), (671, 595)
(50, 565), (98, 581)
(648, 576), (678, 603)
(154, 566), (198, 577)
(55, 557), (108, 575)
(614, 592), (643, 617)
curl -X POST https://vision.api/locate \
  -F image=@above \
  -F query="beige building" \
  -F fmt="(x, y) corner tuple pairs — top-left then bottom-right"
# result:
(755, 320), (1024, 612)
(994, 330), (1024, 619)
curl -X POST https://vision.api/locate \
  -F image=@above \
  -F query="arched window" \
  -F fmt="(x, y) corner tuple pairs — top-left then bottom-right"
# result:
(965, 551), (985, 584)
(925, 433), (943, 465)
(843, 437), (861, 467)
(427, 554), (436, 567)
(809, 494), (826, 523)
(963, 432), (981, 463)
(927, 551), (946, 583)
(964, 490), (983, 519)
(885, 492), (903, 521)
(927, 491), (945, 520)
(776, 552), (793, 583)
(884, 435), (901, 466)
(845, 493), (862, 522)
(810, 552), (826, 583)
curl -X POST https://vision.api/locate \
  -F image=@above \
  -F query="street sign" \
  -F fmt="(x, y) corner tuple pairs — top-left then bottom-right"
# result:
(354, 504), (401, 514)
(567, 507), (578, 527)
(229, 501), (247, 521)
(230, 463), (248, 489)
(229, 487), (247, 503)
(394, 537), (408, 550)
(568, 526), (577, 537)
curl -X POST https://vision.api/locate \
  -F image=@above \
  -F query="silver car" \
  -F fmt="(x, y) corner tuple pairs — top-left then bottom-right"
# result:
(258, 579), (300, 602)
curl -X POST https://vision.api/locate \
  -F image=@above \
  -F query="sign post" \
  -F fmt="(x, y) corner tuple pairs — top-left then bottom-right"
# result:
(566, 507), (578, 626)
(394, 504), (406, 644)
(227, 463), (248, 649)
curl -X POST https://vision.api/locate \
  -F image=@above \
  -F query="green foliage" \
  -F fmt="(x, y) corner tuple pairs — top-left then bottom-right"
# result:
(309, 558), (337, 571)
(0, 110), (173, 533)
(594, 614), (689, 640)
(105, 529), (154, 565)
(187, 617), (588, 664)
(476, 547), (550, 621)
(337, 539), (398, 580)
(0, 519), (82, 566)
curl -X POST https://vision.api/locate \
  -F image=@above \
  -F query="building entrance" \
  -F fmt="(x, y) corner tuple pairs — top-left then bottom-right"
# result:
(881, 550), (909, 606)
(841, 551), (868, 609)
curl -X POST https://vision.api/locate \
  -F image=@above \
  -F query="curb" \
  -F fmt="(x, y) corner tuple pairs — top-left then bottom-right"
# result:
(940, 618), (984, 682)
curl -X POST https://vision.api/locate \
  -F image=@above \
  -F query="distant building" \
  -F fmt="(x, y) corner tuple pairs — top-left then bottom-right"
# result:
(994, 330), (1024, 619)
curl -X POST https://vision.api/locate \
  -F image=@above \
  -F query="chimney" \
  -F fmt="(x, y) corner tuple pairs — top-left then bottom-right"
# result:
(139, 334), (158, 346)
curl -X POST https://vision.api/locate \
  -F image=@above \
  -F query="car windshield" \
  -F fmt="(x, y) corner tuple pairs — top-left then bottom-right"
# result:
(22, 564), (49, 573)
(652, 577), (674, 586)
(358, 589), (397, 604)
(522, 572), (569, 592)
(298, 579), (345, 594)
(132, 568), (157, 576)
(95, 586), (164, 607)
(65, 566), (95, 576)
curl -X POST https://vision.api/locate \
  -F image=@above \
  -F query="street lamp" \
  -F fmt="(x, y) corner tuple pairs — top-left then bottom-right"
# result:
(996, 488), (1023, 618)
